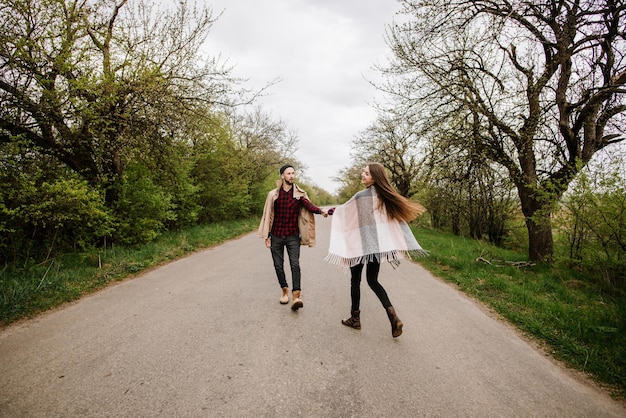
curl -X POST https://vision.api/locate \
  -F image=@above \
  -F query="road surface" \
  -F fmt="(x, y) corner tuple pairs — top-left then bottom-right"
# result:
(1, 215), (624, 417)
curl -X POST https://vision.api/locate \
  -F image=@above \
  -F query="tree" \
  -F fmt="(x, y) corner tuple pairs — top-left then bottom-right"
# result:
(352, 109), (426, 197)
(383, 0), (626, 261)
(0, 0), (234, 205)
(229, 106), (299, 182)
(560, 162), (626, 276)
(334, 164), (365, 202)
(420, 133), (518, 244)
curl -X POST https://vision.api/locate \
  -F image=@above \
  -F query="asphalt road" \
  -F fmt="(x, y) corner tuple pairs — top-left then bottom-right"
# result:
(1, 215), (624, 417)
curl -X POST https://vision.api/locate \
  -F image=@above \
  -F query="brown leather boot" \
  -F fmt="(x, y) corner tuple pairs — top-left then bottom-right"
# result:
(341, 310), (361, 329)
(279, 287), (289, 304)
(386, 306), (403, 338)
(291, 290), (303, 311)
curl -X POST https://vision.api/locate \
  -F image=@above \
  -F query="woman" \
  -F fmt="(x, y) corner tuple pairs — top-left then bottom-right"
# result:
(325, 163), (428, 338)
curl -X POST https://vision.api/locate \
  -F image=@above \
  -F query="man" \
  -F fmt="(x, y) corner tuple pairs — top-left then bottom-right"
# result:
(258, 164), (328, 311)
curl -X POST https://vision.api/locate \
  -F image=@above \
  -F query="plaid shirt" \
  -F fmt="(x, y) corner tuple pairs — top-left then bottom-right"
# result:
(270, 186), (322, 238)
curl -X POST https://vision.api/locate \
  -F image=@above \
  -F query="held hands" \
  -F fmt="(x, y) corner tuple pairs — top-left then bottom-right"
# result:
(321, 208), (335, 217)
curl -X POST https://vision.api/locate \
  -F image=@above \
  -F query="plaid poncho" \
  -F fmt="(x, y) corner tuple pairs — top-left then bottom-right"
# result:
(324, 186), (428, 268)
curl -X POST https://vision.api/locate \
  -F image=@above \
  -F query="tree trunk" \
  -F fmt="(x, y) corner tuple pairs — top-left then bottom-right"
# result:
(525, 216), (554, 262)
(519, 186), (554, 262)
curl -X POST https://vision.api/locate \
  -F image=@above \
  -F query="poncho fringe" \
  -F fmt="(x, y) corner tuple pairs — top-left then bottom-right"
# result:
(324, 249), (430, 268)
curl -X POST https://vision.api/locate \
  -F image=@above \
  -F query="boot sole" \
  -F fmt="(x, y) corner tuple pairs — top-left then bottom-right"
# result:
(341, 321), (361, 330)
(392, 321), (403, 338)
(291, 300), (303, 311)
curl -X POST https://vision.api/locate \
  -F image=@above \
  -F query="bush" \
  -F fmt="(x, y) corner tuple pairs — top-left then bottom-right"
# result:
(112, 163), (176, 244)
(0, 171), (113, 264)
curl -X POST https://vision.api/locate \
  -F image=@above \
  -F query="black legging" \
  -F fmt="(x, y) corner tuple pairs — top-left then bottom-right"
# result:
(349, 260), (392, 311)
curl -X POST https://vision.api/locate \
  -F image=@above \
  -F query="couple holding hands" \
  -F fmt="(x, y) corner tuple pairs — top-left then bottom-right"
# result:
(258, 163), (427, 338)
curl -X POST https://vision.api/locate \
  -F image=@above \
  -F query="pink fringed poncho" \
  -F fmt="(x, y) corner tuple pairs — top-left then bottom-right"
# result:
(324, 186), (428, 267)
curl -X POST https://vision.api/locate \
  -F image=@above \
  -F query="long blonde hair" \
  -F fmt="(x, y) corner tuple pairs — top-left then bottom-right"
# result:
(367, 162), (426, 222)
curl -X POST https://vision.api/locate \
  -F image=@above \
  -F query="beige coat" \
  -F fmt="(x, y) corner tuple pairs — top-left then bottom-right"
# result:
(258, 180), (317, 247)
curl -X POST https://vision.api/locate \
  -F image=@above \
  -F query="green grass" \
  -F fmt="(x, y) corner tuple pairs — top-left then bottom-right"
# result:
(413, 226), (626, 399)
(0, 218), (259, 326)
(1, 219), (624, 399)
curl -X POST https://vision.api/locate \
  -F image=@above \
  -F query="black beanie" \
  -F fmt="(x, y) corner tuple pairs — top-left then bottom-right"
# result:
(279, 164), (294, 175)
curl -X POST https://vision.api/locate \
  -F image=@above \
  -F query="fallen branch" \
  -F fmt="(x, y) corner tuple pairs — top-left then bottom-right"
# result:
(475, 256), (535, 268)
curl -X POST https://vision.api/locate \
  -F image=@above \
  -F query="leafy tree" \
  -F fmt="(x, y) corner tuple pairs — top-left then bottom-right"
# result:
(191, 118), (251, 222)
(131, 125), (200, 229)
(114, 162), (176, 244)
(230, 107), (299, 179)
(334, 164), (367, 203)
(303, 184), (336, 206)
(383, 0), (626, 261)
(0, 152), (112, 264)
(190, 106), (300, 219)
(0, 0), (234, 205)
(231, 107), (300, 210)
(561, 167), (626, 281)
(421, 141), (518, 244)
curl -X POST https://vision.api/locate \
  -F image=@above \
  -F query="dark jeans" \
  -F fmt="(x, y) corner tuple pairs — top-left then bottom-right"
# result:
(349, 260), (392, 311)
(270, 235), (301, 291)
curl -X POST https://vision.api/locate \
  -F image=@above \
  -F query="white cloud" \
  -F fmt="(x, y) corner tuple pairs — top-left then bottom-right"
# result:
(202, 0), (400, 193)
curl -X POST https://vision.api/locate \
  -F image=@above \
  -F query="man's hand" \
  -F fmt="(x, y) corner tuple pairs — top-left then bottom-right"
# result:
(322, 210), (328, 218)
(265, 237), (271, 248)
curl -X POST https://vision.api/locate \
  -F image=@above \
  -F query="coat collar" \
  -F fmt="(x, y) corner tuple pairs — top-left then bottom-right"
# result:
(274, 180), (305, 199)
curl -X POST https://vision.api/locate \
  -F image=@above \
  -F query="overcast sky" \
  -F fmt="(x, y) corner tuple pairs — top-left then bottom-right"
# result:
(201, 0), (402, 193)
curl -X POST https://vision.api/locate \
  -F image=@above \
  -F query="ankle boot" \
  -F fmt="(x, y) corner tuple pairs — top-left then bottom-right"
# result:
(279, 287), (289, 304)
(291, 290), (303, 311)
(341, 310), (361, 329)
(386, 306), (403, 338)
